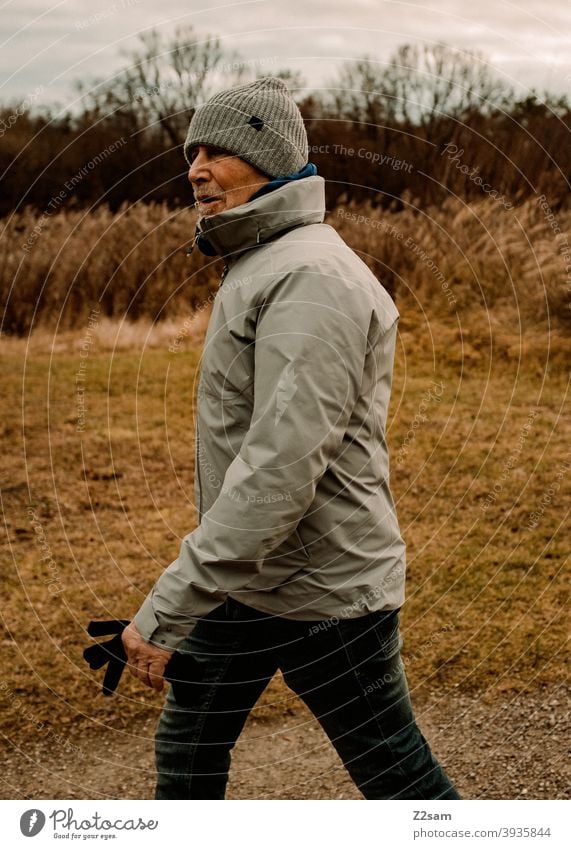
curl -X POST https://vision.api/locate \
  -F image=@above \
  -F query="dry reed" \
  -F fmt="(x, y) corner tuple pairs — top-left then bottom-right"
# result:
(1, 197), (569, 347)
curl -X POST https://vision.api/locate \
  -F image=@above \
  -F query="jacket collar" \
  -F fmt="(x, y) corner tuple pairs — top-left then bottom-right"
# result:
(190, 175), (326, 262)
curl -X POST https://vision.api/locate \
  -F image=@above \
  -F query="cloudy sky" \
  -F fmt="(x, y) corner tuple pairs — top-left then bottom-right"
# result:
(2, 0), (570, 110)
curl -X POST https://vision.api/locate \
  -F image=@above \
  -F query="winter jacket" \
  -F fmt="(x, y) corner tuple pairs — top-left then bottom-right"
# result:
(134, 174), (406, 651)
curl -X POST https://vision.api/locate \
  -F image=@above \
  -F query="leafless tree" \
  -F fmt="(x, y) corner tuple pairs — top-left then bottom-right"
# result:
(383, 42), (510, 126)
(325, 56), (389, 136)
(75, 25), (246, 145)
(325, 44), (510, 130)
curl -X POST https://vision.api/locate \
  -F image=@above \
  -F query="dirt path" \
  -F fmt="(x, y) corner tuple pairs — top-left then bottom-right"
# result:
(2, 686), (568, 800)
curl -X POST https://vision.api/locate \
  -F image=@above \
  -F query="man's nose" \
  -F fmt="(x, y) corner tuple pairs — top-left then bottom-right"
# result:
(188, 149), (209, 184)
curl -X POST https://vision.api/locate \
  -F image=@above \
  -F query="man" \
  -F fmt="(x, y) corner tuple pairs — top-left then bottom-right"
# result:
(122, 76), (460, 800)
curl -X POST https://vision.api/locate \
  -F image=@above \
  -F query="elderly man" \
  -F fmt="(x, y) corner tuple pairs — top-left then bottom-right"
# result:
(122, 76), (460, 800)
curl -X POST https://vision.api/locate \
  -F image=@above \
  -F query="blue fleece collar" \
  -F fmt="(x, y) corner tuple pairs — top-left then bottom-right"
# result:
(248, 161), (318, 201)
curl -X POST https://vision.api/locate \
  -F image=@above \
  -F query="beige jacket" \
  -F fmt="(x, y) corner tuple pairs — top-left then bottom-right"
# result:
(134, 175), (406, 650)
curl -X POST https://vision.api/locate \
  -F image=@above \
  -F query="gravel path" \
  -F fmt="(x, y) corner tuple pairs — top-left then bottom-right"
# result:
(2, 685), (568, 800)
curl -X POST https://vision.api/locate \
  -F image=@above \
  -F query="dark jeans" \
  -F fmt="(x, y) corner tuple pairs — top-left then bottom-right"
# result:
(155, 598), (461, 800)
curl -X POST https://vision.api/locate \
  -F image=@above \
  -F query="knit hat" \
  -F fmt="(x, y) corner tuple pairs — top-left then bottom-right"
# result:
(183, 77), (308, 178)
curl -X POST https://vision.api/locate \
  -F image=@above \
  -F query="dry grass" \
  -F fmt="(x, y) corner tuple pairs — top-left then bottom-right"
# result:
(0, 201), (218, 335)
(1, 197), (570, 744)
(2, 196), (570, 339)
(1, 300), (569, 742)
(335, 196), (571, 333)
(0, 310), (212, 356)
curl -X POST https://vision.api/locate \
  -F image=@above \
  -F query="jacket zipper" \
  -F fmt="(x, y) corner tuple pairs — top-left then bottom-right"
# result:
(195, 261), (229, 522)
(195, 414), (203, 522)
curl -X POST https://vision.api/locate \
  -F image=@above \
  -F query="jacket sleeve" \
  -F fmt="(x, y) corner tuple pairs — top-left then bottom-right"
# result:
(133, 269), (373, 650)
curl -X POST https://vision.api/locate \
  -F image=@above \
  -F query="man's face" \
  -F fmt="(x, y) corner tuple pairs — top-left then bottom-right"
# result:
(187, 145), (270, 220)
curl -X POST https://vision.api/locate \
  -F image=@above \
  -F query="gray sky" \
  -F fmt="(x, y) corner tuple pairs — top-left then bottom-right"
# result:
(1, 0), (570, 111)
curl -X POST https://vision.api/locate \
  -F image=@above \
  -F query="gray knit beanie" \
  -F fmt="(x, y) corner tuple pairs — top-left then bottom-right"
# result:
(183, 77), (308, 178)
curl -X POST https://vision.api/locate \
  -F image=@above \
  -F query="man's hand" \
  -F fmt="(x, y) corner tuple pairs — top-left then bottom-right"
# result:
(121, 621), (174, 693)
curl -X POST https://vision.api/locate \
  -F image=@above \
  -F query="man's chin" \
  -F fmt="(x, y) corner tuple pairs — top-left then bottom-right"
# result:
(197, 200), (226, 219)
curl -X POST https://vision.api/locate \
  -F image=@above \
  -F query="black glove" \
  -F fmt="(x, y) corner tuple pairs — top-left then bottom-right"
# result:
(83, 619), (202, 705)
(83, 619), (130, 696)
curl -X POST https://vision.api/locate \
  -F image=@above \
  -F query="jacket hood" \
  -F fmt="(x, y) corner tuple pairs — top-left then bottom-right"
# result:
(191, 174), (326, 261)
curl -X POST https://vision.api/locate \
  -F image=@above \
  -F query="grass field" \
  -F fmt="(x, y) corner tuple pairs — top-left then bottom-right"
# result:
(1, 297), (569, 745)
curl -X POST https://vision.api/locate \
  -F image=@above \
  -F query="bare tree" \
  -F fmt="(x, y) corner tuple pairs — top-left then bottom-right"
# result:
(75, 25), (246, 145)
(383, 42), (510, 126)
(325, 44), (510, 130)
(324, 56), (389, 136)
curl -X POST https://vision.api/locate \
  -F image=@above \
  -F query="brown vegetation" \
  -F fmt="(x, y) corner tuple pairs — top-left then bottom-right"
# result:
(1, 296), (569, 745)
(1, 199), (569, 741)
(0, 26), (569, 784)
(2, 198), (570, 346)
(1, 34), (569, 219)
(1, 202), (217, 335)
